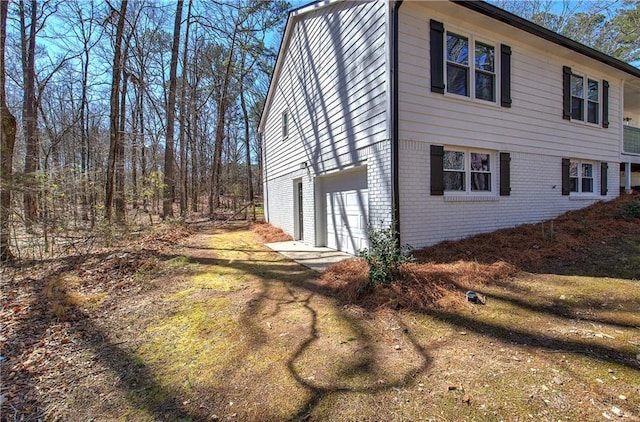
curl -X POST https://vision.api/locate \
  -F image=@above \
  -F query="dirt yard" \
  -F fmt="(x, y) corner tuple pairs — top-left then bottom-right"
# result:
(1, 195), (640, 421)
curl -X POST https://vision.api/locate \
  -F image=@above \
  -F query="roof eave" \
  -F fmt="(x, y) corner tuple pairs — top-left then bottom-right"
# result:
(452, 0), (640, 80)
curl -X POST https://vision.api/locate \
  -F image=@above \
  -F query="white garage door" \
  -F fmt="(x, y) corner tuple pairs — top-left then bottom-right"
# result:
(323, 169), (368, 255)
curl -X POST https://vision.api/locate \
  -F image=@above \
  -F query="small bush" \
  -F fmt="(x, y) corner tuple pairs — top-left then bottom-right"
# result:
(618, 200), (640, 219)
(358, 222), (414, 286)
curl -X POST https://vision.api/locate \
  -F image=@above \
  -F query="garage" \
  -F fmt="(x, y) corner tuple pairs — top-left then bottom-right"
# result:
(321, 168), (369, 255)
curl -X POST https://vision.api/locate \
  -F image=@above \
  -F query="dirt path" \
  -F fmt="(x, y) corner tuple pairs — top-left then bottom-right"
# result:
(2, 222), (639, 421)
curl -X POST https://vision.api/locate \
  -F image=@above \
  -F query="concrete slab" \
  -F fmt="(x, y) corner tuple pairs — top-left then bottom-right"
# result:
(265, 241), (357, 272)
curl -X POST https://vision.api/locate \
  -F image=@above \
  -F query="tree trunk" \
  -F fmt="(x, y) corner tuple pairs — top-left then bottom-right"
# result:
(1, 0), (17, 261)
(131, 84), (139, 209)
(239, 53), (254, 216)
(115, 62), (129, 222)
(209, 25), (237, 216)
(189, 44), (199, 213)
(105, 0), (128, 222)
(178, 0), (192, 216)
(162, 0), (183, 219)
(20, 0), (39, 228)
(80, 41), (89, 221)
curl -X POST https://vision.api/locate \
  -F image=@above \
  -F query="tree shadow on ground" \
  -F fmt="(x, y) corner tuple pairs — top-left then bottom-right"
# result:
(331, 264), (640, 371)
(178, 250), (432, 419)
(180, 246), (639, 419)
(0, 252), (198, 421)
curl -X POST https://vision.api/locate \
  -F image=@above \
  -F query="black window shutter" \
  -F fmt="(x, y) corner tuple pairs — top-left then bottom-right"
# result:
(601, 162), (608, 195)
(499, 152), (511, 196)
(561, 158), (570, 195)
(430, 145), (444, 195)
(430, 19), (445, 94)
(562, 66), (572, 120)
(500, 44), (512, 108)
(602, 80), (609, 128)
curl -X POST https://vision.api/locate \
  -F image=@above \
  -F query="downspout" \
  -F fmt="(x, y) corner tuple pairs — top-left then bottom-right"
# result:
(391, 0), (403, 242)
(261, 131), (269, 222)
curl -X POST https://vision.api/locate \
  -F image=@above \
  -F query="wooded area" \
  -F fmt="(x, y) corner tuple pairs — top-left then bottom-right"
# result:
(0, 0), (638, 263)
(1, 0), (288, 262)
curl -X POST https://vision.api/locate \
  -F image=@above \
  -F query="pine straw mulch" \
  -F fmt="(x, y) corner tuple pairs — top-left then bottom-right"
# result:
(250, 221), (293, 243)
(0, 223), (194, 420)
(320, 192), (640, 312)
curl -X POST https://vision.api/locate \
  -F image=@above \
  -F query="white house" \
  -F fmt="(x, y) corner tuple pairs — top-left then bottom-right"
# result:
(259, 0), (640, 254)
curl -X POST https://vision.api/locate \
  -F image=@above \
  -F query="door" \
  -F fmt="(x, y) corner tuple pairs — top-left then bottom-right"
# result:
(322, 168), (368, 255)
(297, 181), (303, 240)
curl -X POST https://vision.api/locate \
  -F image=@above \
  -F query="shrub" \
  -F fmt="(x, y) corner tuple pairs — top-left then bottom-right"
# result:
(618, 200), (640, 219)
(358, 222), (414, 286)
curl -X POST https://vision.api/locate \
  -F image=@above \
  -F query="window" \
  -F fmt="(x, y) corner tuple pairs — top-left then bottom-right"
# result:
(571, 75), (584, 121)
(569, 161), (594, 194)
(282, 110), (288, 138)
(475, 42), (495, 102)
(444, 150), (465, 190)
(443, 149), (492, 193)
(446, 32), (495, 102)
(431, 20), (510, 107)
(446, 33), (469, 97)
(563, 67), (602, 125)
(587, 79), (599, 124)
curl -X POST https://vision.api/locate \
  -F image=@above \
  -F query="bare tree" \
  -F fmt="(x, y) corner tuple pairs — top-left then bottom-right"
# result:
(162, 0), (183, 218)
(209, 23), (237, 215)
(19, 0), (38, 228)
(1, 0), (17, 261)
(105, 0), (128, 223)
(178, 0), (192, 216)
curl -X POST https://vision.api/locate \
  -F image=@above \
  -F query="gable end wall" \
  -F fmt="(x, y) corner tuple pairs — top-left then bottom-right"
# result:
(262, 0), (390, 242)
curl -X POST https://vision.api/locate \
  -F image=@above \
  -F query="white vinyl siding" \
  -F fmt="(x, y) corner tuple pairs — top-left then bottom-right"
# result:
(262, 0), (388, 181)
(397, 2), (621, 163)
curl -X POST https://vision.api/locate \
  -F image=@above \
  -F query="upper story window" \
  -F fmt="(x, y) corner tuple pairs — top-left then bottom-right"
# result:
(446, 32), (496, 102)
(571, 75), (584, 121)
(446, 33), (469, 97)
(431, 20), (511, 108)
(587, 79), (599, 124)
(571, 74), (599, 124)
(282, 110), (288, 139)
(475, 42), (496, 102)
(443, 148), (492, 193)
(563, 66), (608, 127)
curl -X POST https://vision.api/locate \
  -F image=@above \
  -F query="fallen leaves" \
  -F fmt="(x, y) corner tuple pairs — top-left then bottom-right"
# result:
(0, 222), (194, 420)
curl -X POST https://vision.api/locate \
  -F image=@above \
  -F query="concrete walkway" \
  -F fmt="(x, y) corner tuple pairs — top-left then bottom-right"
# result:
(265, 241), (356, 272)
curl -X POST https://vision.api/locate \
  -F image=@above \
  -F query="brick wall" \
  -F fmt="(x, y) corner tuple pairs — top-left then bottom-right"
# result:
(399, 140), (620, 249)
(366, 140), (393, 230)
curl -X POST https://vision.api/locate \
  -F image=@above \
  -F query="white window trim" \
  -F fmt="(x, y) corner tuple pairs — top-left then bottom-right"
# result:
(569, 159), (597, 196)
(443, 147), (496, 196)
(569, 70), (601, 127)
(444, 27), (500, 105)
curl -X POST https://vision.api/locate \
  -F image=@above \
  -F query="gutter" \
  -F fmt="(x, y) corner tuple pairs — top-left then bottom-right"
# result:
(391, 0), (403, 242)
